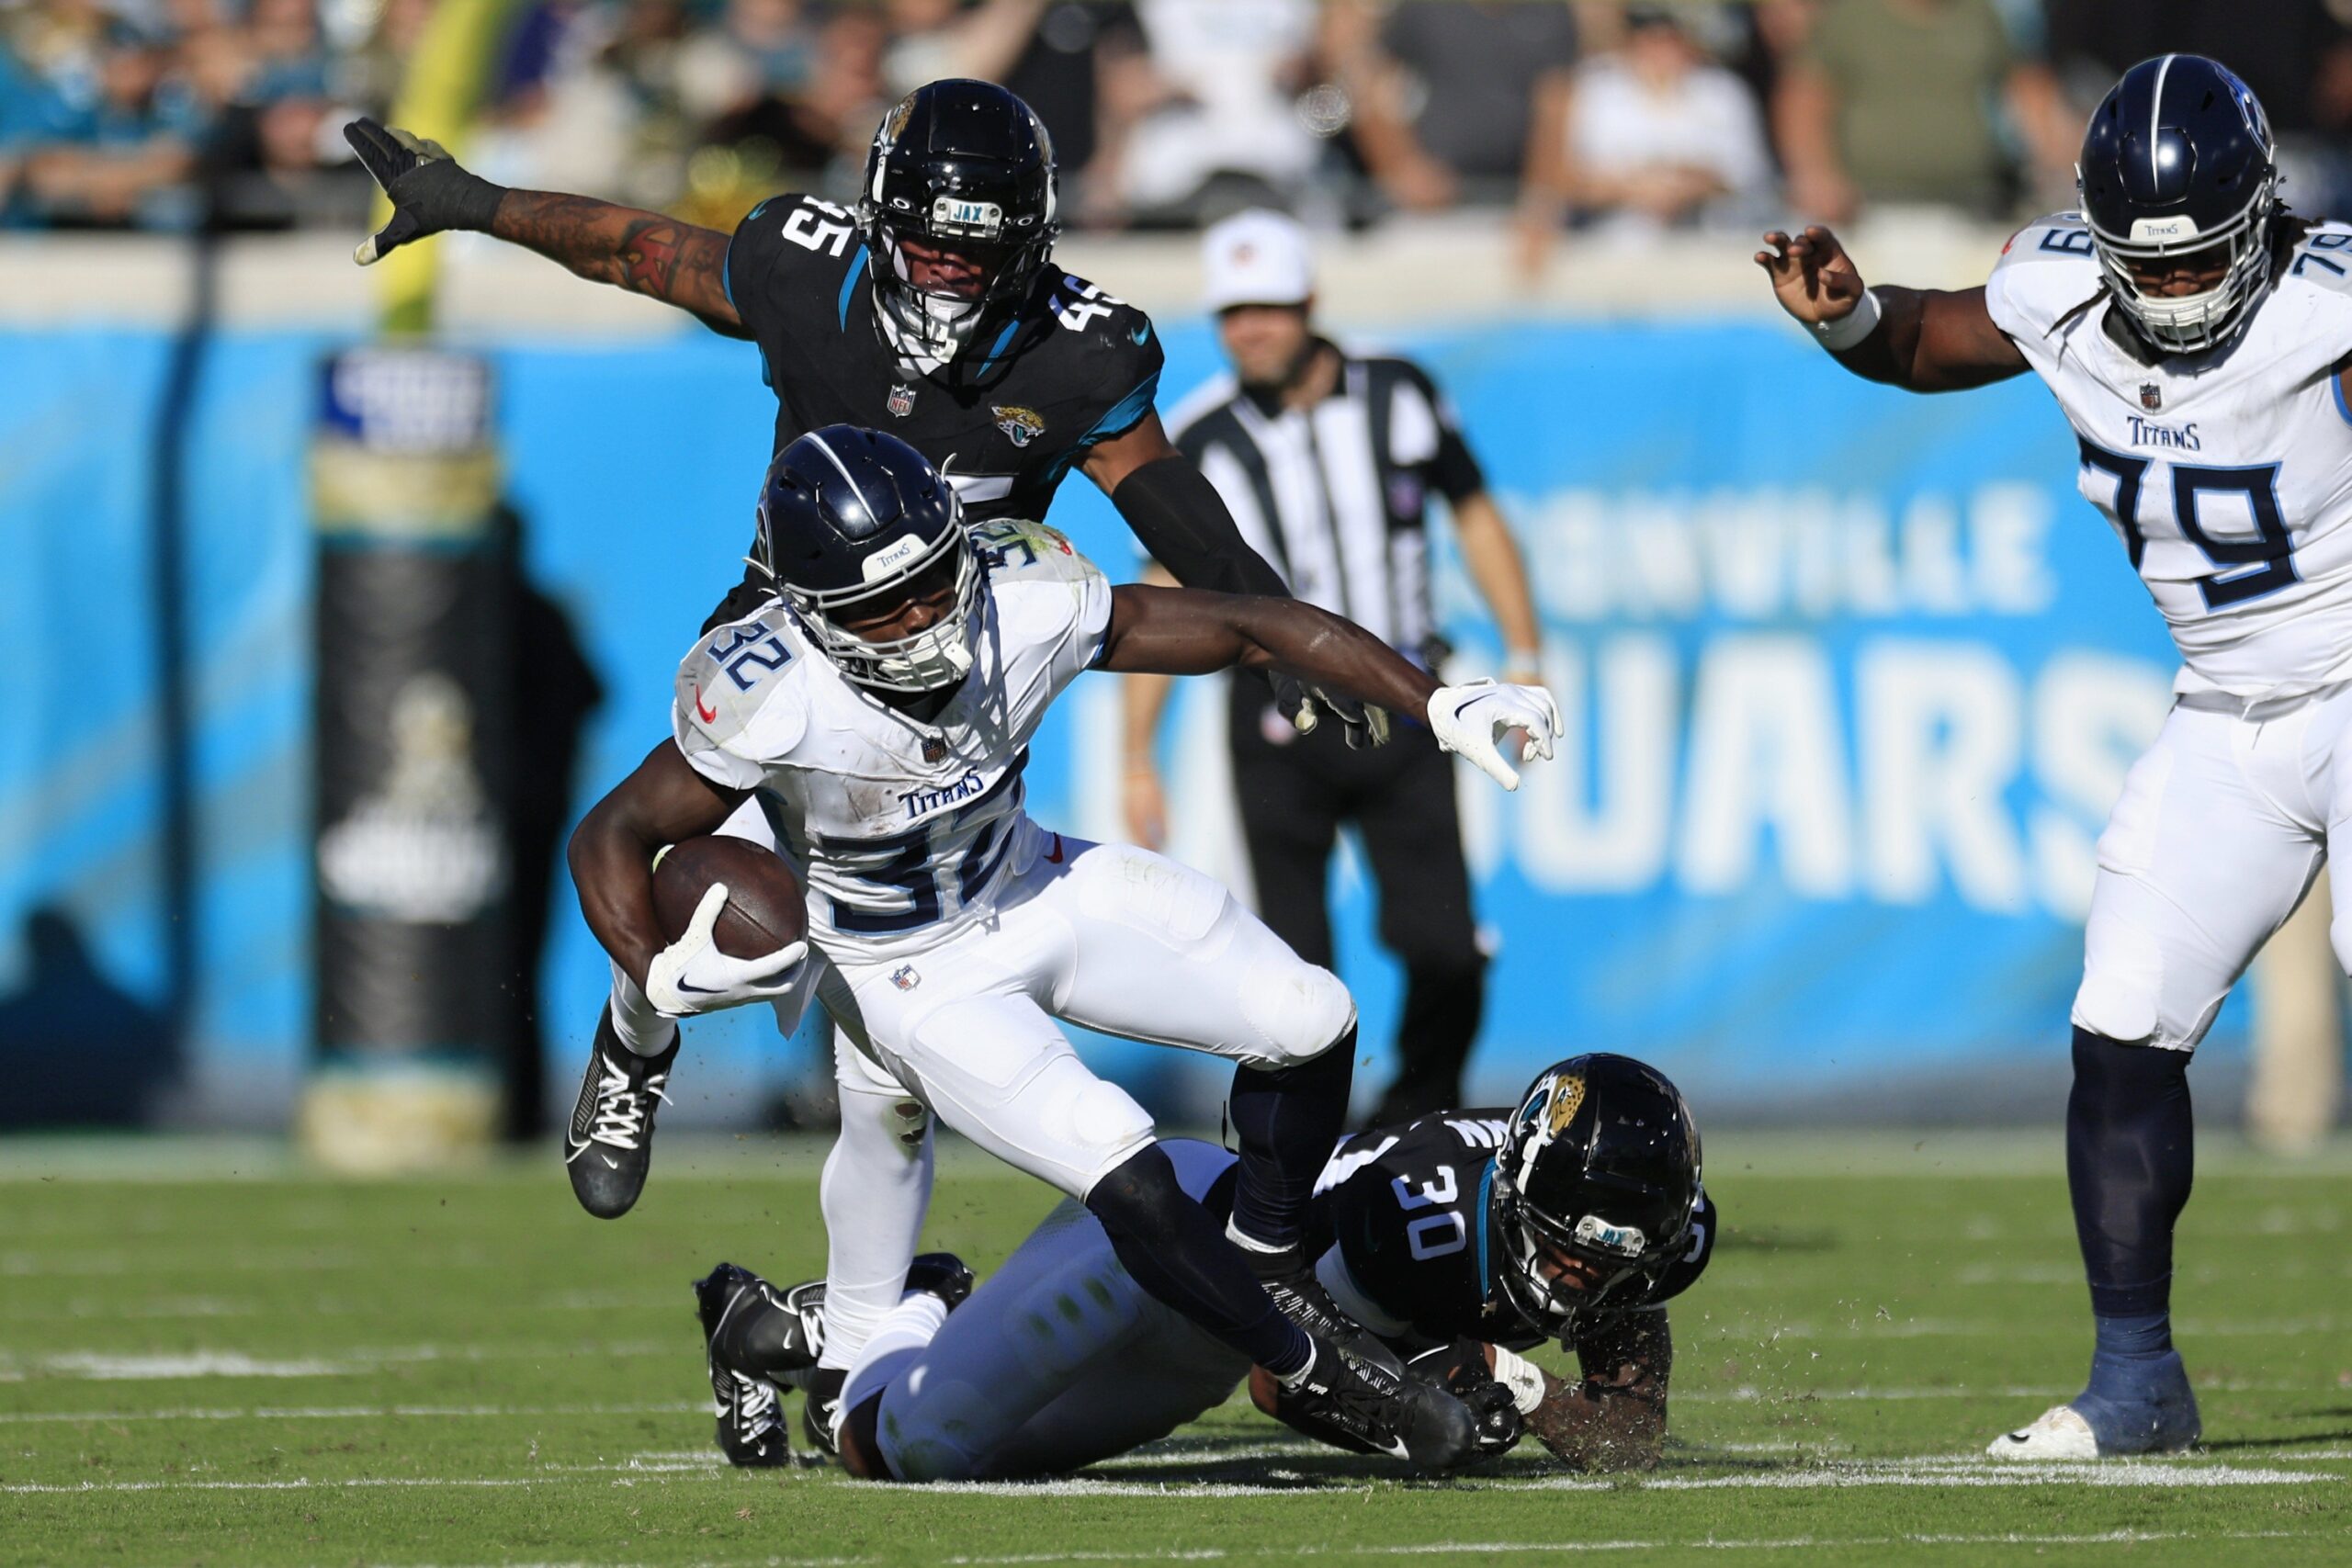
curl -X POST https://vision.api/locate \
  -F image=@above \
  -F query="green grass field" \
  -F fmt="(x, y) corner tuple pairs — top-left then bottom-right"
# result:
(1, 1131), (2346, 1567)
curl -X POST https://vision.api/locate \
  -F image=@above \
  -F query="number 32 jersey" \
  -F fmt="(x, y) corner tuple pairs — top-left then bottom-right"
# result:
(671, 520), (1112, 962)
(1987, 212), (2352, 701)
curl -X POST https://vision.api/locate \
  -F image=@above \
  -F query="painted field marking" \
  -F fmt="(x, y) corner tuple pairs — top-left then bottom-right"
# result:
(390, 1533), (2328, 1568)
(0, 1401), (707, 1425)
(0, 1341), (682, 1381)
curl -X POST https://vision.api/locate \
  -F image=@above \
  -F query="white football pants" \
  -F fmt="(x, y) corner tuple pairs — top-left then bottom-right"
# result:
(2074, 682), (2352, 1050)
(817, 821), (1356, 1200)
(841, 1138), (1250, 1481)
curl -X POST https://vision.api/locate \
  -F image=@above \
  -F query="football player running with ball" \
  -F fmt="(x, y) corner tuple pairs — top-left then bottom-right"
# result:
(1760, 54), (2352, 1459)
(690, 1055), (1711, 1481)
(345, 79), (1381, 1436)
(568, 426), (1560, 1468)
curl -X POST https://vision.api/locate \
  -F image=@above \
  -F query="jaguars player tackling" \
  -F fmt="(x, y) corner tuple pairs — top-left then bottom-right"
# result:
(568, 426), (1559, 1468)
(689, 1055), (1711, 1481)
(1760, 53), (2350, 1459)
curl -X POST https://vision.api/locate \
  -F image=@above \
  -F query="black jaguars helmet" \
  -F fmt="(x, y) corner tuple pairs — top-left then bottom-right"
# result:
(755, 425), (981, 694)
(1491, 1055), (1702, 1334)
(859, 79), (1059, 363)
(2078, 54), (2281, 355)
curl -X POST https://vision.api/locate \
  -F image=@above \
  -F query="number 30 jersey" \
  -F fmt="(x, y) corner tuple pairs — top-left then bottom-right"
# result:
(1987, 212), (2352, 701)
(1303, 1112), (1717, 1355)
(672, 520), (1113, 962)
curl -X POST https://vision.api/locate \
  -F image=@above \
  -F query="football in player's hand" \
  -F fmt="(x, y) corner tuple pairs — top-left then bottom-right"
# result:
(651, 837), (808, 959)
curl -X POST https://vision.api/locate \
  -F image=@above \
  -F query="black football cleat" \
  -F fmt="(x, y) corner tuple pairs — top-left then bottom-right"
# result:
(695, 1262), (823, 1467)
(564, 1008), (677, 1220)
(1285, 1337), (1478, 1471)
(1245, 1247), (1404, 1377)
(760, 1253), (977, 1460)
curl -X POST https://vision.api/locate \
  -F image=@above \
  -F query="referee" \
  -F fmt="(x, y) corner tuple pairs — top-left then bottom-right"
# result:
(1122, 209), (1544, 1124)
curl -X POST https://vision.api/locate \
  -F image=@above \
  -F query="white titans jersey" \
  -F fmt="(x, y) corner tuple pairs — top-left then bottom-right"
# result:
(673, 519), (1114, 960)
(1987, 211), (2352, 700)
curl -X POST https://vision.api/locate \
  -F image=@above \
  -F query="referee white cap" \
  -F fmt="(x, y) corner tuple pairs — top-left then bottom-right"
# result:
(1202, 209), (1316, 312)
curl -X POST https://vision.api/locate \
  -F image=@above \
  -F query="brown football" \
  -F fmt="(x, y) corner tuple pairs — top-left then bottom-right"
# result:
(650, 836), (808, 960)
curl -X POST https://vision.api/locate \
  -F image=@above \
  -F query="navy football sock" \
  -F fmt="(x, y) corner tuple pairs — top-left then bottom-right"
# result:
(1227, 1032), (1356, 1254)
(2066, 1027), (2193, 1324)
(2093, 1310), (2174, 1361)
(1085, 1144), (1311, 1376)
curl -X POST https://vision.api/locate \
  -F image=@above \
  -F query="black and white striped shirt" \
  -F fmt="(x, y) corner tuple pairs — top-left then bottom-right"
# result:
(1166, 344), (1487, 660)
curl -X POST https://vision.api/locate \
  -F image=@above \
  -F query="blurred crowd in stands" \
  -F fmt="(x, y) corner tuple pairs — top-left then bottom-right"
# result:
(6, 0), (2352, 259)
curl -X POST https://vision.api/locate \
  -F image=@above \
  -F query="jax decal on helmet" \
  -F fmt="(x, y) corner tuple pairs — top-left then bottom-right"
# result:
(860, 80), (1060, 364)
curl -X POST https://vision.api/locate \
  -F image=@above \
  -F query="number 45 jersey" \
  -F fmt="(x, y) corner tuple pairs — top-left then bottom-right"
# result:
(725, 194), (1163, 525)
(672, 520), (1112, 962)
(1987, 212), (2352, 702)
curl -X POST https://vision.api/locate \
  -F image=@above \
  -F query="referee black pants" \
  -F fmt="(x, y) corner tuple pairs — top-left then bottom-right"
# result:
(1227, 682), (1486, 1126)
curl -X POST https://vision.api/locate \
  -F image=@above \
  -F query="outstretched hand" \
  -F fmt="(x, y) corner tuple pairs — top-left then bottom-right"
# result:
(1428, 679), (1560, 791)
(1754, 225), (1867, 327)
(344, 117), (506, 265)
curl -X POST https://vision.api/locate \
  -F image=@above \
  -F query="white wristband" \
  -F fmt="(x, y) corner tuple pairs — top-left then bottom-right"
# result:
(1503, 648), (1544, 675)
(1489, 1344), (1549, 1415)
(1810, 287), (1882, 352)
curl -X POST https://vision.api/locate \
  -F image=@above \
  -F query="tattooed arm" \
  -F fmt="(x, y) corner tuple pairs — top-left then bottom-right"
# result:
(492, 193), (745, 338)
(342, 120), (746, 338)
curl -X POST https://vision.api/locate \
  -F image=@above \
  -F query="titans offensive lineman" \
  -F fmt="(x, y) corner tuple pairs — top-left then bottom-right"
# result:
(570, 427), (1560, 1467)
(1760, 55), (2352, 1458)
(345, 82), (1377, 1417)
(690, 1055), (1712, 1480)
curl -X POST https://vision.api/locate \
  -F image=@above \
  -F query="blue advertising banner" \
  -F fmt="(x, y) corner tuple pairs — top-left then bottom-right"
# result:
(0, 311), (2196, 1126)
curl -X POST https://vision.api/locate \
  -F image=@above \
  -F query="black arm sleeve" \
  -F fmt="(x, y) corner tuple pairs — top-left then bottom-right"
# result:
(1111, 456), (1289, 598)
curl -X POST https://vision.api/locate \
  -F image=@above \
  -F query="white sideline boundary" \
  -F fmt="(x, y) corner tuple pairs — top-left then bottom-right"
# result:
(6, 1456), (2334, 1498)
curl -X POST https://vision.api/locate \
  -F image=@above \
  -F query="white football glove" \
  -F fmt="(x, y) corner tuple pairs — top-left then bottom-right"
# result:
(1427, 679), (1560, 790)
(644, 883), (808, 1017)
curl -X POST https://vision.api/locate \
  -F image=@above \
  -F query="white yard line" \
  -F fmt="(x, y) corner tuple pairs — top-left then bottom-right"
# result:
(0, 1401), (707, 1425)
(394, 1533), (2325, 1568)
(0, 1341), (682, 1381)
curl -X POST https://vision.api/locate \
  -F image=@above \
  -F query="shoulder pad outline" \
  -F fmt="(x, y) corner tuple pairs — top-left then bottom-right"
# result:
(674, 604), (808, 759)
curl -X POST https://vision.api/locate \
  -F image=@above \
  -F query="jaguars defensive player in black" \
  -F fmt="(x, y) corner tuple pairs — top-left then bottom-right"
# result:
(692, 1053), (1714, 1476)
(1269, 1052), (1713, 1469)
(343, 83), (1365, 659)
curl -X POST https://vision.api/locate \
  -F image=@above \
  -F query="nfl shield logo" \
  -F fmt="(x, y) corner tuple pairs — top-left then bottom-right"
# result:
(2140, 382), (2162, 411)
(888, 383), (916, 418)
(891, 965), (921, 992)
(922, 735), (946, 763)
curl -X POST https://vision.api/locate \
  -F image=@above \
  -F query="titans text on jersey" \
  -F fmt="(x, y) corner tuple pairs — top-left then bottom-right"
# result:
(1988, 211), (2352, 701)
(673, 516), (1109, 960)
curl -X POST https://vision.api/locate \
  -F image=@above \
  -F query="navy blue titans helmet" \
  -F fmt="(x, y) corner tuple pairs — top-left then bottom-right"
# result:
(860, 80), (1059, 362)
(1491, 1054), (1702, 1332)
(2077, 54), (2281, 354)
(755, 425), (980, 694)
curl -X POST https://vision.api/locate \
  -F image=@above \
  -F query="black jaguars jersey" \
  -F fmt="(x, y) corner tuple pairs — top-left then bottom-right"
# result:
(1306, 1112), (1717, 1354)
(723, 193), (1163, 525)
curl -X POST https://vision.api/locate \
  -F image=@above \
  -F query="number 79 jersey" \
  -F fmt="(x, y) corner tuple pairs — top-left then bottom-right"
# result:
(1986, 212), (2352, 701)
(671, 521), (1114, 961)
